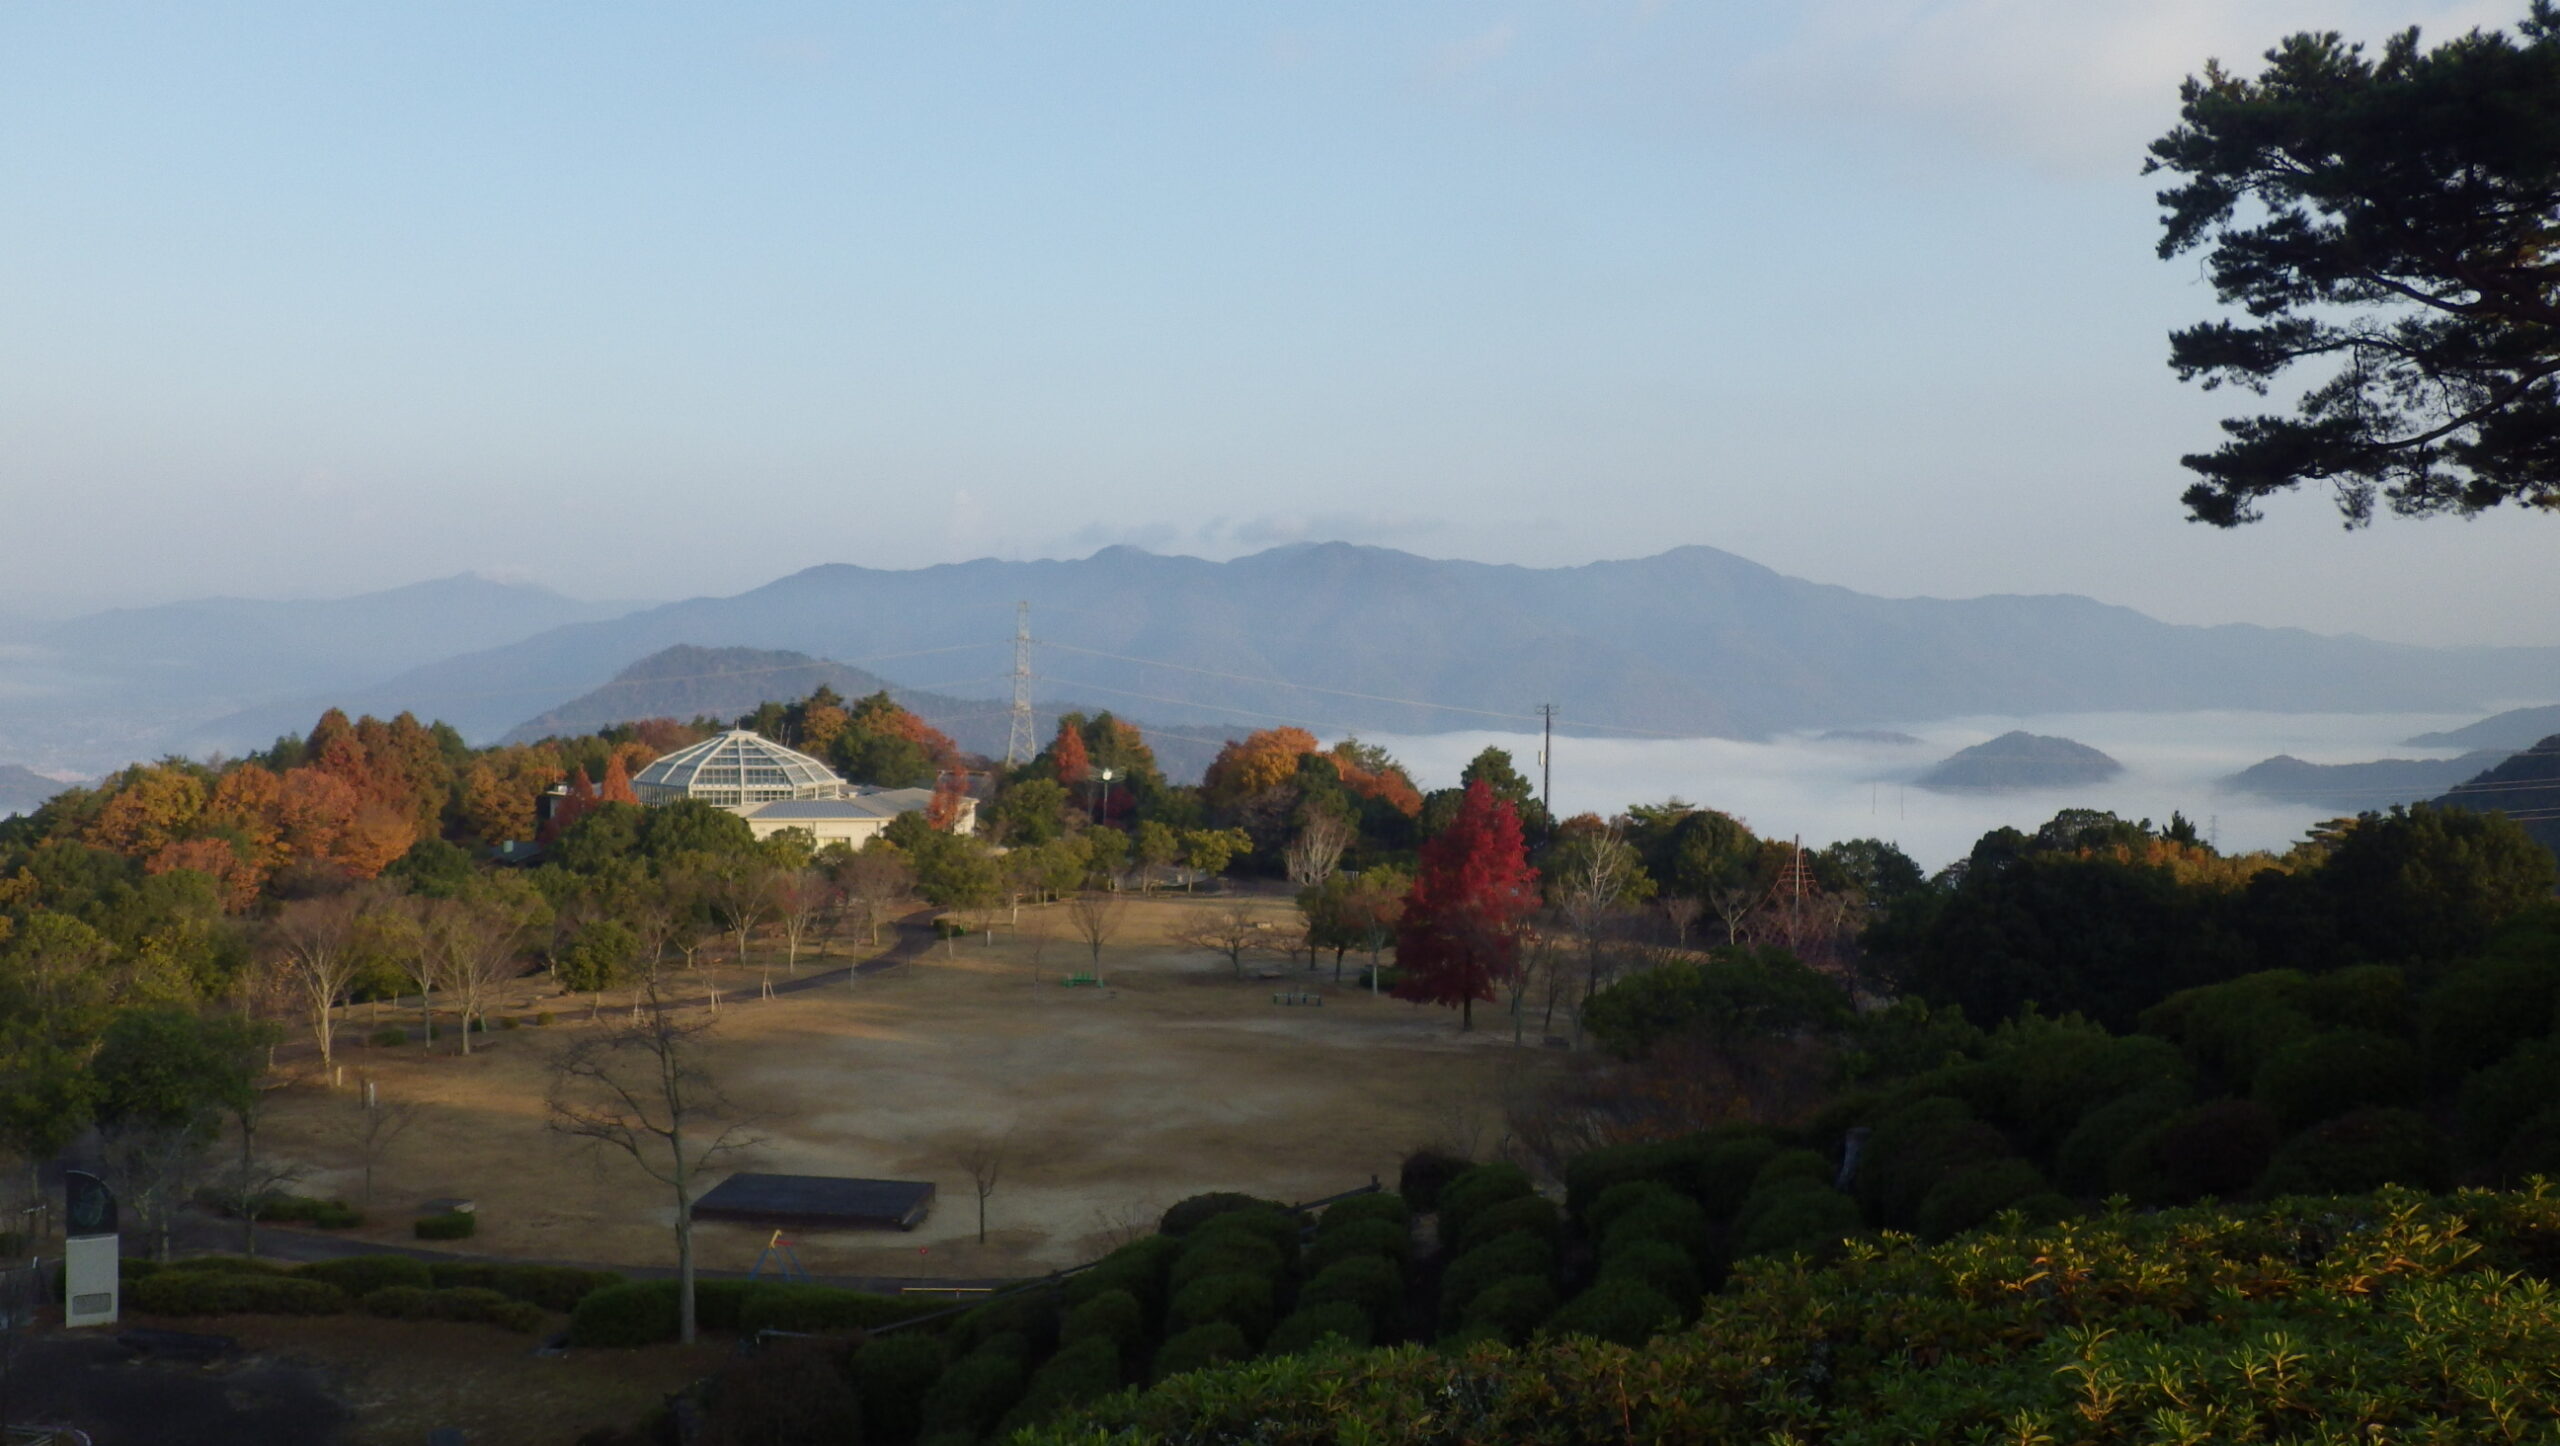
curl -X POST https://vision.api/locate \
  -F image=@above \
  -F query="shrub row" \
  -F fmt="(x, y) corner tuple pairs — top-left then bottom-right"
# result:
(565, 1278), (929, 1347)
(361, 1285), (545, 1333)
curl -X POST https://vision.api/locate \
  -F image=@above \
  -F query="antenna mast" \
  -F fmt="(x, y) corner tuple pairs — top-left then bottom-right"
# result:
(1005, 601), (1035, 767)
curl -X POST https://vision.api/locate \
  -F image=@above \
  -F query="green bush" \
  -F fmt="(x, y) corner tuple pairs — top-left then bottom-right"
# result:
(999, 1335), (1124, 1434)
(2110, 1099), (2279, 1206)
(254, 1193), (363, 1229)
(2252, 1029), (2425, 1134)
(1399, 1149), (1473, 1212)
(1266, 1300), (1374, 1355)
(1992, 1026), (2193, 1153)
(1437, 1234), (1553, 1328)
(297, 1254), (432, 1297)
(1545, 1276), (1682, 1347)
(1565, 1138), (1712, 1219)
(2458, 1039), (2560, 1161)
(737, 1282), (939, 1335)
(1168, 1271), (1275, 1345)
(1585, 1180), (1686, 1237)
(1753, 1149), (1834, 1192)
(1061, 1287), (1147, 1362)
(427, 1262), (624, 1312)
(1458, 1274), (1558, 1344)
(1454, 1194), (1560, 1254)
(1690, 1134), (1785, 1219)
(1597, 1191), (1713, 1265)
(1186, 1205), (1303, 1259)
(1063, 1235), (1181, 1318)
(1435, 1162), (1532, 1245)
(154, 1255), (296, 1277)
(414, 1210), (477, 1241)
(855, 1331), (949, 1444)
(919, 1345), (1028, 1441)
(1307, 1216), (1409, 1272)
(696, 1338), (860, 1446)
(2303, 963), (2408, 1035)
(361, 1285), (545, 1332)
(1151, 1321), (1250, 1382)
(2498, 1106), (2560, 1183)
(1169, 1238), (1285, 1294)
(949, 1288), (1058, 1357)
(369, 1027), (409, 1047)
(1915, 1159), (2052, 1243)
(1160, 1192), (1288, 1238)
(1854, 1096), (2013, 1231)
(1732, 1181), (1864, 1261)
(2141, 972), (2318, 1086)
(131, 1271), (349, 1317)
(2258, 1108), (2451, 1196)
(1594, 1240), (1700, 1309)
(2054, 1084), (2191, 1195)
(1319, 1191), (1411, 1234)
(568, 1281), (681, 1347)
(1301, 1254), (1404, 1334)
(2422, 950), (2560, 1081)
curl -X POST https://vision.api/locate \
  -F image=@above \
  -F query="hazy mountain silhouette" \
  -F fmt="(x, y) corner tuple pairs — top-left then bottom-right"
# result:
(2405, 704), (2560, 753)
(1915, 731), (2124, 791)
(2219, 750), (2512, 811)
(175, 544), (2560, 761)
(0, 764), (73, 819)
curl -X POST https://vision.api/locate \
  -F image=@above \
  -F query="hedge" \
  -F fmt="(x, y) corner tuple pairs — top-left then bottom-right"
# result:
(1732, 1181), (1865, 1261)
(1584, 1180), (1686, 1237)
(131, 1272), (348, 1317)
(1453, 1194), (1560, 1255)
(1543, 1276), (1681, 1347)
(1596, 1192), (1712, 1265)
(1593, 1239), (1700, 1309)
(1151, 1321), (1250, 1382)
(1399, 1150), (1472, 1212)
(1563, 1139), (1709, 1220)
(1186, 1206), (1303, 1260)
(855, 1331), (950, 1444)
(2258, 1108), (2451, 1197)
(1307, 1216), (1410, 1273)
(1751, 1149), (1834, 1193)
(361, 1285), (545, 1333)
(735, 1282), (941, 1335)
(566, 1278), (754, 1347)
(918, 1344), (1028, 1442)
(1160, 1192), (1288, 1238)
(414, 1211), (477, 1241)
(1061, 1287), (1147, 1363)
(1168, 1271), (1276, 1345)
(154, 1255), (296, 1278)
(2252, 1029), (2424, 1134)
(1457, 1274), (1558, 1345)
(1435, 1163), (1533, 1246)
(1300, 1254), (1403, 1334)
(250, 1193), (363, 1229)
(1915, 1159), (2053, 1243)
(949, 1290), (1059, 1358)
(427, 1261), (624, 1312)
(999, 1335), (1125, 1435)
(2054, 1084), (2191, 1196)
(1063, 1235), (1181, 1318)
(298, 1255), (433, 1297)
(1169, 1237), (1286, 1294)
(1266, 1300), (1374, 1356)
(1437, 1234), (1552, 1328)
(1319, 1192), (1411, 1234)
(1854, 1096), (2013, 1231)
(2109, 1098), (2278, 1206)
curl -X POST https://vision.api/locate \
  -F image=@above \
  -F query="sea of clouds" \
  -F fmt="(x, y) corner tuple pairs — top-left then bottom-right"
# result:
(1366, 709), (2510, 874)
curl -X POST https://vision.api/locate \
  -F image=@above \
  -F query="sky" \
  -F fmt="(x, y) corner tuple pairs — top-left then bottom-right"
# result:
(3, 0), (2551, 645)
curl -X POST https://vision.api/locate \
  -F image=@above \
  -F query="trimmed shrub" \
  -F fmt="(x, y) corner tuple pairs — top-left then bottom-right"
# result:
(2458, 1039), (2560, 1161)
(1266, 1300), (1374, 1355)
(2499, 1106), (2560, 1183)
(1454, 1194), (1560, 1254)
(1753, 1150), (1834, 1192)
(1160, 1192), (1287, 1238)
(2110, 1099), (2279, 1206)
(155, 1255), (295, 1277)
(1597, 1191), (1713, 1265)
(1169, 1238), (1285, 1294)
(414, 1210), (477, 1241)
(1691, 1134), (1786, 1219)
(1168, 1271), (1275, 1346)
(697, 1338), (861, 1446)
(2258, 1108), (2451, 1197)
(2422, 951), (2560, 1081)
(1437, 1234), (1553, 1328)
(1594, 1240), (1701, 1310)
(1000, 1335), (1124, 1434)
(1586, 1180), (1686, 1237)
(131, 1271), (348, 1317)
(568, 1281), (680, 1347)
(694, 1279), (752, 1332)
(2252, 1029), (2424, 1134)
(1151, 1321), (1249, 1382)
(918, 1345), (1028, 1442)
(1061, 1287), (1147, 1363)
(361, 1285), (544, 1332)
(298, 1254), (431, 1297)
(1458, 1274), (1558, 1344)
(256, 1194), (363, 1229)
(738, 1283), (938, 1335)
(948, 1289), (1059, 1357)
(855, 1331), (949, 1445)
(1399, 1150), (1473, 1213)
(1545, 1276), (1681, 1347)
(1186, 1206), (1302, 1260)
(427, 1262), (623, 1312)
(2141, 973), (2317, 1087)
(1307, 1216), (1409, 1273)
(1855, 1096), (2012, 1231)
(1063, 1235), (1181, 1318)
(1732, 1183), (1863, 1262)
(1995, 1029), (2193, 1152)
(1301, 1254), (1404, 1334)
(1434, 1162), (1532, 1245)
(2303, 963), (2408, 1035)
(1915, 1159), (2052, 1243)
(1319, 1192), (1411, 1234)
(1565, 1139), (1708, 1220)
(2054, 1084), (2191, 1196)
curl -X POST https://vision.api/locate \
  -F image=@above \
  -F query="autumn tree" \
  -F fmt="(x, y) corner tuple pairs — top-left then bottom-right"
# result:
(1394, 780), (1539, 1031)
(1065, 891), (1128, 980)
(269, 892), (372, 1074)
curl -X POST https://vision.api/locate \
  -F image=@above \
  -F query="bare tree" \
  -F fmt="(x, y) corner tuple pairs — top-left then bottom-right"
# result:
(381, 898), (444, 1045)
(712, 856), (784, 969)
(953, 1130), (1011, 1245)
(271, 893), (370, 1076)
(1507, 928), (1563, 1046)
(1064, 891), (1128, 981)
(768, 869), (837, 994)
(97, 1122), (210, 1262)
(1705, 877), (1768, 947)
(1173, 904), (1268, 979)
(548, 983), (760, 1345)
(336, 1082), (416, 1212)
(1662, 896), (1703, 949)
(1283, 809), (1355, 886)
(840, 850), (916, 946)
(1556, 828), (1644, 1019)
(215, 1086), (305, 1258)
(430, 897), (529, 1056)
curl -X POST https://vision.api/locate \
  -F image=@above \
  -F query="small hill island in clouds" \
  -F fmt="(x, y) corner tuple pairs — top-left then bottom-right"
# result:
(2219, 750), (2513, 810)
(1916, 731), (2125, 791)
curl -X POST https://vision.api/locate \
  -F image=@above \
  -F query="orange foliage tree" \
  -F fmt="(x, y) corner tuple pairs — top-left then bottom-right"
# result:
(1204, 728), (1319, 806)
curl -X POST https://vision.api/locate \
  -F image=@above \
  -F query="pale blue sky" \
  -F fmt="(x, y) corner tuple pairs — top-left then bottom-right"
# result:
(3, 1), (2549, 645)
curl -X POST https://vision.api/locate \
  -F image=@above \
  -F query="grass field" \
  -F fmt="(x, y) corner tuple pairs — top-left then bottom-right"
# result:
(253, 889), (1554, 1280)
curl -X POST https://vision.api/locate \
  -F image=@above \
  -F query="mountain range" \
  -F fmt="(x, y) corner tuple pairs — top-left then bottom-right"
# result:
(2, 544), (2555, 779)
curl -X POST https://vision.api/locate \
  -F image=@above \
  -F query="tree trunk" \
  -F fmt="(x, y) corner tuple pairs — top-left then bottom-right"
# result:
(1460, 995), (1473, 1032)
(238, 1118), (257, 1256)
(421, 986), (435, 1045)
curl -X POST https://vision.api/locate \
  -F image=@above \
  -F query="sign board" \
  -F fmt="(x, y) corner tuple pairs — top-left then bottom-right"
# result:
(63, 1169), (118, 1328)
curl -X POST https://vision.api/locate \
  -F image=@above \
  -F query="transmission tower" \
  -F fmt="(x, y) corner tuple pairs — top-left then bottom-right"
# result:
(1004, 601), (1035, 767)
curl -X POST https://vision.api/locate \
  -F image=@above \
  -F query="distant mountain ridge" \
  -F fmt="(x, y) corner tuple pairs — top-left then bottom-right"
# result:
(2406, 704), (2560, 752)
(170, 544), (2560, 758)
(2219, 751), (2511, 811)
(0, 764), (74, 819)
(1915, 731), (2124, 792)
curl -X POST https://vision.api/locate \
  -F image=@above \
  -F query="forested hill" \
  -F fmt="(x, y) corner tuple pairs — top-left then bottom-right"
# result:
(176, 544), (2560, 750)
(504, 644), (1232, 782)
(2437, 734), (2560, 856)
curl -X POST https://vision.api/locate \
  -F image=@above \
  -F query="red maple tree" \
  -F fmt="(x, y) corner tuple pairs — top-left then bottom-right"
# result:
(1049, 722), (1092, 788)
(1393, 779), (1539, 1031)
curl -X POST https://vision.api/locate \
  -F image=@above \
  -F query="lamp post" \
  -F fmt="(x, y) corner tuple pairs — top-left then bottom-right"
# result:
(1098, 767), (1117, 823)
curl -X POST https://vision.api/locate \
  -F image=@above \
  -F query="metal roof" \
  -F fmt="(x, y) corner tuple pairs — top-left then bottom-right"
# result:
(631, 729), (846, 807)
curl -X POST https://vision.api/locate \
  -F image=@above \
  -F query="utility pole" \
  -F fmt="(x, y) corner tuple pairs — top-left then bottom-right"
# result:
(1537, 704), (1556, 819)
(1005, 601), (1034, 767)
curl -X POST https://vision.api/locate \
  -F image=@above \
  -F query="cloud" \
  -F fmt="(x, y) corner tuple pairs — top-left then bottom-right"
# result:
(1751, 0), (2512, 175)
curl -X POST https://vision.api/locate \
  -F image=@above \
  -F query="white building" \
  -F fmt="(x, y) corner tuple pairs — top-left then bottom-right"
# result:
(629, 729), (975, 844)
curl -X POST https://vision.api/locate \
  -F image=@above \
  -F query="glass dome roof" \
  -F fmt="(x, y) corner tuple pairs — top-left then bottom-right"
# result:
(631, 729), (847, 808)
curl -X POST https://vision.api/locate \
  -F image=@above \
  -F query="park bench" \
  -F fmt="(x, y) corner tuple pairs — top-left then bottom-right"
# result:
(1063, 972), (1101, 987)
